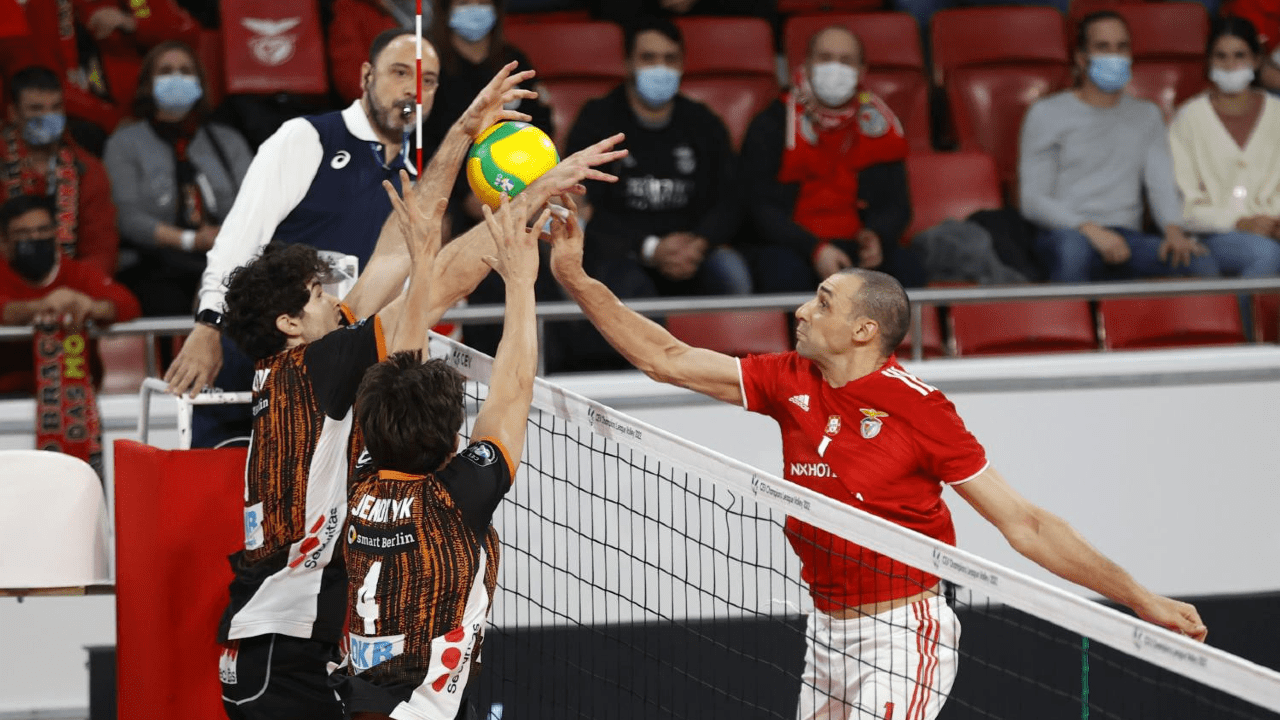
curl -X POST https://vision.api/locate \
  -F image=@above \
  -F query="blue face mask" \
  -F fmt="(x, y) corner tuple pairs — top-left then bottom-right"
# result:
(22, 113), (66, 146)
(1087, 54), (1131, 93)
(449, 4), (497, 43)
(634, 65), (681, 108)
(153, 73), (204, 115)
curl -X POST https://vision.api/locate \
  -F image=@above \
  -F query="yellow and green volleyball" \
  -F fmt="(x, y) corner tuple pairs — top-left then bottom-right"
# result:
(466, 121), (560, 210)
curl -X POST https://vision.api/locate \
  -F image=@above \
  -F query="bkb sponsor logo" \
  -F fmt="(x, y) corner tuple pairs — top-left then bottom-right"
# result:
(244, 502), (264, 550)
(349, 632), (406, 673)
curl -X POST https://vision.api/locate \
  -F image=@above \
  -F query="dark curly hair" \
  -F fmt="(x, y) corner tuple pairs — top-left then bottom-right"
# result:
(356, 351), (466, 475)
(222, 243), (330, 361)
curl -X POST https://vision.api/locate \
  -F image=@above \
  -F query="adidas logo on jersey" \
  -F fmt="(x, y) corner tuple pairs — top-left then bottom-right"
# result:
(789, 395), (810, 411)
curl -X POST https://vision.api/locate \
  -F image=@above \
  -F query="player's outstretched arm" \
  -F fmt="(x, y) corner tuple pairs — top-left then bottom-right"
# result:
(343, 62), (536, 320)
(549, 197), (742, 405)
(953, 466), (1208, 642)
(469, 194), (548, 466)
(382, 183), (447, 356)
(424, 132), (629, 325)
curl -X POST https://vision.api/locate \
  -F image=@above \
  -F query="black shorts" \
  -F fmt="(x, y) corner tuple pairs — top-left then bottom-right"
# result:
(333, 673), (478, 720)
(220, 634), (343, 720)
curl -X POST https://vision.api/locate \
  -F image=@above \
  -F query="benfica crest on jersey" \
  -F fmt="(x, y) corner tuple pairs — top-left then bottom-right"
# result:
(859, 409), (889, 439)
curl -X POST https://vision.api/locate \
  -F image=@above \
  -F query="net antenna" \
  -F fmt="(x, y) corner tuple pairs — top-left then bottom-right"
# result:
(415, 0), (424, 177)
(422, 332), (1280, 719)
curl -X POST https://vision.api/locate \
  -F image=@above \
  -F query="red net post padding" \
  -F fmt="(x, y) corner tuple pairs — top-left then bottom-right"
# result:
(113, 440), (247, 719)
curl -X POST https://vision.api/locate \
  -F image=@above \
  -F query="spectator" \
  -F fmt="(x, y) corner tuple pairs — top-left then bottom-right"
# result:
(424, 0), (553, 356)
(0, 0), (203, 141)
(1019, 12), (1221, 283)
(740, 25), (926, 294)
(1169, 16), (1280, 275)
(428, 0), (551, 227)
(328, 0), (423, 104)
(0, 194), (139, 395)
(104, 41), (252, 318)
(557, 17), (748, 370)
(1, 66), (120, 276)
(1223, 0), (1280, 94)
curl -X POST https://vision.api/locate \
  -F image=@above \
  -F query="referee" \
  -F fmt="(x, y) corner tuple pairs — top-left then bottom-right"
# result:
(164, 28), (443, 446)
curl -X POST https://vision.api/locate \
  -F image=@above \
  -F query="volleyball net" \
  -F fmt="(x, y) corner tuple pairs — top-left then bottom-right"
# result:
(426, 333), (1280, 720)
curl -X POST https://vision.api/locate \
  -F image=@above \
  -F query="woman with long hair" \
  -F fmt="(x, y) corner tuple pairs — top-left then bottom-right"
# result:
(1169, 16), (1280, 277)
(103, 40), (253, 316)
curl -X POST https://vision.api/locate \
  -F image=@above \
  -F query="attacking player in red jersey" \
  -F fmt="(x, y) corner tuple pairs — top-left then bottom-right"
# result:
(548, 197), (1208, 720)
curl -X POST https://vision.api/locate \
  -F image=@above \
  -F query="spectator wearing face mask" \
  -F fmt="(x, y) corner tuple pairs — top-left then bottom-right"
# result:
(0, 193), (140, 395)
(0, 66), (120, 276)
(103, 41), (253, 317)
(427, 0), (551, 229)
(739, 25), (926, 294)
(328, 0), (430, 104)
(1223, 0), (1280, 93)
(1019, 12), (1226, 282)
(557, 16), (749, 372)
(1168, 16), (1280, 268)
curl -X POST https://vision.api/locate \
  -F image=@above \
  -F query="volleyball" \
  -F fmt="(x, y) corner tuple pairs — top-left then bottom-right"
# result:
(466, 121), (560, 210)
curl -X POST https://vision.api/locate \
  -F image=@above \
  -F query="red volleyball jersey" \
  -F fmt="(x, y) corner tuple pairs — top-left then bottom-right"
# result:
(739, 352), (988, 610)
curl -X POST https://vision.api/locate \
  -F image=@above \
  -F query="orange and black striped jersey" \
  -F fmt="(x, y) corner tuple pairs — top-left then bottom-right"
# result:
(219, 306), (387, 644)
(340, 438), (514, 718)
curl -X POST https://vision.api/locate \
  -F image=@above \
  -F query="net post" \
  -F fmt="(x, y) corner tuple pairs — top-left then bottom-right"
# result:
(415, 0), (423, 177)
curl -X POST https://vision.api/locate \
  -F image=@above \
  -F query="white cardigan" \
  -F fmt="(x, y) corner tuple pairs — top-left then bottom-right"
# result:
(1168, 91), (1280, 234)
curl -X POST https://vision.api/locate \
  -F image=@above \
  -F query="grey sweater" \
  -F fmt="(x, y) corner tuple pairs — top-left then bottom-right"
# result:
(1018, 91), (1183, 232)
(103, 120), (253, 249)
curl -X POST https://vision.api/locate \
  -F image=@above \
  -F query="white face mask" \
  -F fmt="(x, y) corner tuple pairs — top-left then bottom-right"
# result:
(809, 61), (858, 107)
(1210, 66), (1255, 94)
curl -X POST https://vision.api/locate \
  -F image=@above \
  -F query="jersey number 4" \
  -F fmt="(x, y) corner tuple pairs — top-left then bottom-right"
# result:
(356, 561), (383, 634)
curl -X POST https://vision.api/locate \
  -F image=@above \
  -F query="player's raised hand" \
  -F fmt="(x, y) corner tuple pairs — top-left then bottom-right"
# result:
(383, 170), (445, 267)
(548, 196), (587, 283)
(528, 133), (628, 200)
(459, 60), (537, 139)
(482, 194), (550, 287)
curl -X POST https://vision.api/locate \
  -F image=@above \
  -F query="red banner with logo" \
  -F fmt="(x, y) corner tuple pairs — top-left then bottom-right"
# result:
(220, 0), (328, 94)
(33, 325), (103, 478)
(113, 440), (247, 720)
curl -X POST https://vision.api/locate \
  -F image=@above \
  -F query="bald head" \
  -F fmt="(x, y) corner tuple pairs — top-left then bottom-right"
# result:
(838, 268), (910, 355)
(807, 25), (864, 68)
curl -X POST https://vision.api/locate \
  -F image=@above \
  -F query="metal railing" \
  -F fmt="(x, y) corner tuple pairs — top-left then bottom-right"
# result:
(3, 277), (1279, 366)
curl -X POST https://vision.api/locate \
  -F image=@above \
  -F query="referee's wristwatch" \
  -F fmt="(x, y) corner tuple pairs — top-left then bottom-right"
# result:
(195, 308), (223, 331)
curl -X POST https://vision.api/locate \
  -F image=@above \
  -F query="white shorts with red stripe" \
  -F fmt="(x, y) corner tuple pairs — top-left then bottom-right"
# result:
(796, 595), (960, 720)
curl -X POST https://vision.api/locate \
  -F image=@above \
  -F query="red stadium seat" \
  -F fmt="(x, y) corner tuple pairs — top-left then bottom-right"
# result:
(505, 21), (628, 149)
(195, 29), (225, 110)
(667, 311), (792, 356)
(951, 300), (1097, 356)
(675, 17), (780, 148)
(502, 21), (623, 149)
(904, 151), (1002, 241)
(931, 8), (1071, 192)
(98, 336), (150, 395)
(1253, 294), (1280, 342)
(1100, 295), (1245, 349)
(784, 12), (931, 151)
(779, 0), (886, 13)
(896, 304), (946, 358)
(1115, 3), (1210, 120)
